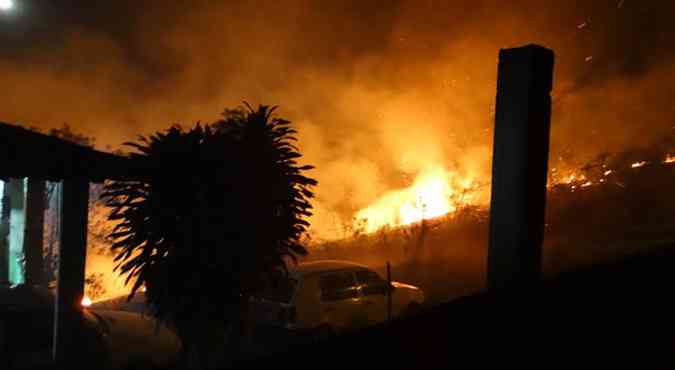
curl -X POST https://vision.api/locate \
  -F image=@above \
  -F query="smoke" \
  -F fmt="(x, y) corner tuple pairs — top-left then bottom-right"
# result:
(1, 0), (674, 240)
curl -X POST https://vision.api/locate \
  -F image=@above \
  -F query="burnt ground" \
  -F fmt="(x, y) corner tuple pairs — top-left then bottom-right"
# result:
(240, 242), (675, 369)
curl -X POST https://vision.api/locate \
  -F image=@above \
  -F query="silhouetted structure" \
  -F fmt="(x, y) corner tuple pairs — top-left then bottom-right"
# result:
(0, 122), (146, 365)
(487, 45), (554, 291)
(23, 179), (46, 285)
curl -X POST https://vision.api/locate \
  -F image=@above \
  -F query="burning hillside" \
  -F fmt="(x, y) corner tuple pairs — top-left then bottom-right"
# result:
(5, 1), (670, 304)
(2, 2), (674, 246)
(353, 165), (487, 233)
(307, 143), (674, 304)
(333, 129), (674, 242)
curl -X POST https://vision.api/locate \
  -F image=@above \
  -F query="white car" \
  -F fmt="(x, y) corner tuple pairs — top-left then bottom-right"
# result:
(252, 260), (425, 334)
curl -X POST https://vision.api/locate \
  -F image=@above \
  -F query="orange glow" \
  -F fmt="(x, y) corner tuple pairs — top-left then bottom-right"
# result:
(603, 170), (613, 176)
(665, 154), (675, 164)
(560, 173), (586, 185)
(354, 166), (478, 233)
(564, 174), (576, 183)
(81, 296), (92, 307)
(631, 161), (648, 168)
(581, 181), (593, 188)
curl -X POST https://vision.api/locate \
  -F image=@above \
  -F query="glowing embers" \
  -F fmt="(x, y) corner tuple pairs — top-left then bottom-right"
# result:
(631, 161), (648, 169)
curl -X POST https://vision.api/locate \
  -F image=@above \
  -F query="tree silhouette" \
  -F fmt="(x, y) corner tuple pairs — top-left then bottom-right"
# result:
(102, 103), (316, 368)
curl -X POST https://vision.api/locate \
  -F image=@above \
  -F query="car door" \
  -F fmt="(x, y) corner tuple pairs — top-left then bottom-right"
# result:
(318, 270), (365, 331)
(354, 269), (390, 325)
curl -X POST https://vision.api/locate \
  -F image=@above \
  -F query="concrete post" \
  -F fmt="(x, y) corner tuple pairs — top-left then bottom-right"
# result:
(23, 179), (46, 286)
(0, 182), (9, 285)
(52, 178), (89, 364)
(6, 178), (26, 285)
(487, 45), (554, 291)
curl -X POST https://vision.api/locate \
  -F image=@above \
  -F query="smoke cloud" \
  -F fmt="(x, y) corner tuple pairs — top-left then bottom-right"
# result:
(1, 0), (673, 240)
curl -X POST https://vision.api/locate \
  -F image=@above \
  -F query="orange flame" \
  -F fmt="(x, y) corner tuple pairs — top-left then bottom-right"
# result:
(354, 166), (476, 233)
(665, 154), (675, 164)
(631, 161), (648, 168)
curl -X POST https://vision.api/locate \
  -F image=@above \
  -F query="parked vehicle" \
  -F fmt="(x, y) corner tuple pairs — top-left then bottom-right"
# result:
(0, 285), (180, 370)
(251, 260), (425, 334)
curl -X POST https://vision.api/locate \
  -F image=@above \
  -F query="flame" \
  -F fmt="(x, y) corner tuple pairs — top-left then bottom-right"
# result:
(603, 170), (613, 176)
(581, 181), (593, 188)
(81, 296), (92, 307)
(354, 166), (474, 233)
(560, 173), (586, 184)
(631, 161), (648, 168)
(665, 154), (675, 164)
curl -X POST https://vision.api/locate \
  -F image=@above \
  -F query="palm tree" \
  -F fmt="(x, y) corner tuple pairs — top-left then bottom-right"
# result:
(102, 104), (316, 368)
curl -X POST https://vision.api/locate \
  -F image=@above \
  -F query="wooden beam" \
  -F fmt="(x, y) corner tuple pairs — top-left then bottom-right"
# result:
(52, 178), (89, 364)
(487, 45), (554, 291)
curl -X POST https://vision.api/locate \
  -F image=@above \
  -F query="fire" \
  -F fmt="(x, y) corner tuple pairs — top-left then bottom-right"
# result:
(560, 173), (586, 184)
(354, 166), (476, 233)
(665, 154), (675, 164)
(81, 296), (92, 307)
(631, 161), (648, 168)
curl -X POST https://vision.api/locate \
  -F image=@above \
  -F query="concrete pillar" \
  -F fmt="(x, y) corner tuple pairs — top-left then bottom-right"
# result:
(0, 181), (8, 285)
(6, 178), (26, 285)
(23, 179), (46, 286)
(487, 45), (554, 291)
(52, 178), (89, 364)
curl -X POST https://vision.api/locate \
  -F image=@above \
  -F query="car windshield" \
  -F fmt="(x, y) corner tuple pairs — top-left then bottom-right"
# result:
(258, 277), (297, 303)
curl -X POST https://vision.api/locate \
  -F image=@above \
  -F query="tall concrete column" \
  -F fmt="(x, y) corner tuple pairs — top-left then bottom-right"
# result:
(6, 178), (26, 285)
(24, 179), (46, 286)
(53, 178), (89, 364)
(0, 181), (9, 285)
(487, 45), (554, 291)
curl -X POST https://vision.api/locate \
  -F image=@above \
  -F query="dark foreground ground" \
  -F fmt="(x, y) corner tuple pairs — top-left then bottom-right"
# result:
(239, 242), (675, 369)
(4, 242), (675, 369)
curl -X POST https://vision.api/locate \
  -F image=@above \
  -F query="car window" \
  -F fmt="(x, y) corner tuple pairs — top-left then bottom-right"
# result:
(319, 271), (358, 302)
(355, 270), (389, 296)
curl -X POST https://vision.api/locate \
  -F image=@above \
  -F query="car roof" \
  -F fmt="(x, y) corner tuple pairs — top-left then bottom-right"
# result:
(291, 260), (370, 276)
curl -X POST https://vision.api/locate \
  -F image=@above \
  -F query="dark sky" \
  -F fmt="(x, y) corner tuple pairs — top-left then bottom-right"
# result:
(1, 0), (674, 237)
